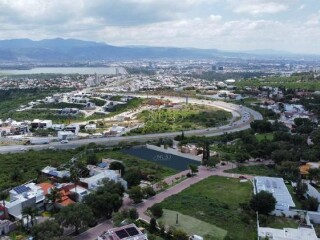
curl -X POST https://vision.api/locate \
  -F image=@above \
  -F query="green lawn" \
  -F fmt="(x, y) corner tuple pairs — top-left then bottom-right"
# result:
(259, 215), (299, 229)
(159, 209), (227, 240)
(286, 184), (303, 209)
(225, 165), (278, 177)
(159, 176), (256, 240)
(255, 133), (274, 141)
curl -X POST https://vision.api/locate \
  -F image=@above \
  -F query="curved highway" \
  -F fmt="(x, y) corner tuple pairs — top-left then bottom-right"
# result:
(0, 96), (262, 154)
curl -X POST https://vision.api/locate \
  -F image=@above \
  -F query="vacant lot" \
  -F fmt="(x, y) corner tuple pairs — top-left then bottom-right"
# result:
(129, 104), (231, 134)
(225, 165), (278, 177)
(159, 209), (227, 240)
(160, 176), (256, 240)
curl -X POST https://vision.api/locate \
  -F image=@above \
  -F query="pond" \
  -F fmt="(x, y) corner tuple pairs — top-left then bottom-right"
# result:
(122, 147), (201, 171)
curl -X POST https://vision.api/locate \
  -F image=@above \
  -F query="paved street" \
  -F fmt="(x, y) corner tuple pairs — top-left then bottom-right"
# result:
(75, 162), (255, 240)
(0, 97), (262, 154)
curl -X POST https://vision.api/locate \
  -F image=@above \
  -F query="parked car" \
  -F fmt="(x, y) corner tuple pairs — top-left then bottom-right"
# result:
(239, 176), (247, 179)
(60, 140), (69, 144)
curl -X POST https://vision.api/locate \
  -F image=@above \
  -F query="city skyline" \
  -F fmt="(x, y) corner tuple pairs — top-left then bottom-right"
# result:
(0, 0), (319, 54)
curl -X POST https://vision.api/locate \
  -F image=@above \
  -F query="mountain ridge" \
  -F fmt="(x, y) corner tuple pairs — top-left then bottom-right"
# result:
(0, 38), (315, 62)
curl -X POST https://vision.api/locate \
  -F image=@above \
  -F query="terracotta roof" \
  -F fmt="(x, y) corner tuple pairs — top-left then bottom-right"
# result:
(38, 182), (54, 195)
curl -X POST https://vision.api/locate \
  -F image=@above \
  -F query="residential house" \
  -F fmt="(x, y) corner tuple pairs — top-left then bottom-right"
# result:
(97, 223), (148, 240)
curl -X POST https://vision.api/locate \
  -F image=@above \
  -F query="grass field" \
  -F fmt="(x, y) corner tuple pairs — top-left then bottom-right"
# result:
(225, 165), (278, 177)
(159, 176), (256, 240)
(159, 209), (227, 240)
(255, 133), (274, 141)
(128, 104), (232, 135)
(259, 215), (299, 229)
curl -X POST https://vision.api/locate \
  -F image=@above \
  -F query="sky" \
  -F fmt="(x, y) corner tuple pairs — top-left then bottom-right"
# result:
(0, 0), (319, 54)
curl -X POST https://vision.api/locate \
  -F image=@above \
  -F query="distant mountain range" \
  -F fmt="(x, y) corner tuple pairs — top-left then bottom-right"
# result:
(0, 38), (314, 62)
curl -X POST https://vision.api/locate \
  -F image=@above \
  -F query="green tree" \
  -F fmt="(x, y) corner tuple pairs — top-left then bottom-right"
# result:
(172, 228), (189, 240)
(128, 186), (144, 204)
(84, 180), (124, 219)
(296, 181), (308, 200)
(56, 203), (94, 235)
(302, 197), (319, 211)
(109, 161), (126, 177)
(70, 166), (80, 194)
(31, 220), (63, 240)
(250, 191), (276, 215)
(308, 168), (320, 184)
(124, 168), (142, 187)
(188, 164), (198, 176)
(86, 153), (98, 165)
(149, 204), (163, 218)
(46, 187), (61, 212)
(207, 156), (220, 168)
(143, 186), (156, 198)
(149, 218), (157, 233)
(22, 206), (37, 228)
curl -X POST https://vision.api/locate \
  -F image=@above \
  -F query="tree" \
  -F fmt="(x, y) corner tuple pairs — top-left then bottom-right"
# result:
(124, 168), (142, 187)
(276, 161), (300, 182)
(143, 186), (156, 198)
(46, 187), (61, 212)
(149, 204), (163, 218)
(172, 228), (189, 240)
(56, 203), (94, 235)
(302, 197), (319, 211)
(22, 206), (37, 228)
(149, 218), (157, 233)
(188, 164), (198, 176)
(109, 161), (126, 177)
(207, 156), (220, 168)
(250, 191), (276, 215)
(296, 181), (308, 200)
(308, 168), (320, 184)
(84, 180), (124, 219)
(70, 166), (80, 194)
(31, 220), (63, 240)
(129, 208), (139, 220)
(128, 186), (144, 204)
(86, 153), (98, 165)
(0, 191), (9, 219)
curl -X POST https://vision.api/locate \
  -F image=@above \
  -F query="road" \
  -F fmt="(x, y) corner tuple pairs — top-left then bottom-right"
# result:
(0, 97), (262, 154)
(74, 162), (256, 240)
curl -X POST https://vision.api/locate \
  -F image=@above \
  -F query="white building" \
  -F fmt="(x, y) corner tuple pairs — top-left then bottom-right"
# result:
(65, 124), (80, 135)
(80, 169), (127, 190)
(85, 124), (97, 131)
(259, 225), (318, 240)
(97, 223), (148, 240)
(253, 177), (295, 211)
(70, 186), (89, 202)
(5, 183), (46, 219)
(57, 131), (75, 140)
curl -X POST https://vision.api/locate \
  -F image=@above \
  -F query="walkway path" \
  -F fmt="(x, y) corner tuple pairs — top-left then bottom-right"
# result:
(75, 162), (256, 240)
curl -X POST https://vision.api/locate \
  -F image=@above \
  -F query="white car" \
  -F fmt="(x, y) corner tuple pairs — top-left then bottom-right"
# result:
(20, 148), (27, 151)
(60, 140), (69, 144)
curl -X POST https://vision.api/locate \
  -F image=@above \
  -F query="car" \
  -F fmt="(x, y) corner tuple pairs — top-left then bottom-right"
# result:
(20, 148), (27, 151)
(48, 146), (55, 150)
(239, 175), (247, 179)
(60, 140), (69, 144)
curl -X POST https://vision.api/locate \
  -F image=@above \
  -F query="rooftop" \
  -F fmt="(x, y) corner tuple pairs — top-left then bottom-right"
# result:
(254, 177), (295, 209)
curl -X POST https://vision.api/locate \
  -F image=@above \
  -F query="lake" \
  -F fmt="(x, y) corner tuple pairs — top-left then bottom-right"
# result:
(0, 67), (126, 75)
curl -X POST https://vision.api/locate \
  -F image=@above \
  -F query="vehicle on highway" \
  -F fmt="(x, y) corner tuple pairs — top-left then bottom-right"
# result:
(20, 148), (27, 151)
(239, 176), (247, 179)
(60, 140), (69, 144)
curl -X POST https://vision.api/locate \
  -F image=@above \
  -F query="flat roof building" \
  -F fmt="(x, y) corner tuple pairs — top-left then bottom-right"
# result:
(97, 223), (147, 240)
(254, 177), (295, 211)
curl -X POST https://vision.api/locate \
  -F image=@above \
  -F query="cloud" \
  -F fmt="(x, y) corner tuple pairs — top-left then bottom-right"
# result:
(232, 1), (289, 15)
(0, 0), (319, 54)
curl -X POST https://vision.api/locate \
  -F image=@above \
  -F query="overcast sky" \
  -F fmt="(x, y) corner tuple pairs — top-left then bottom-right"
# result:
(0, 0), (319, 54)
